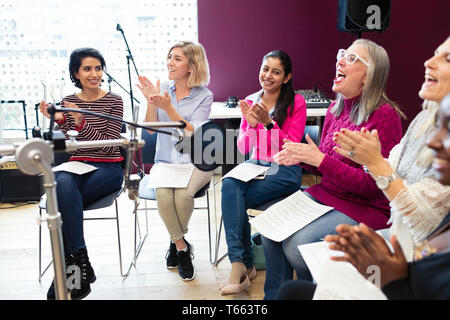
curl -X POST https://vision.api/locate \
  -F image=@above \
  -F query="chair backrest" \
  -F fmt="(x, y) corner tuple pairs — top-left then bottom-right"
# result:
(301, 125), (320, 145)
(141, 129), (158, 173)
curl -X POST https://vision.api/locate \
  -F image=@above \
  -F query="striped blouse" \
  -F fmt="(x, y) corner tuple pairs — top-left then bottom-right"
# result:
(55, 92), (124, 162)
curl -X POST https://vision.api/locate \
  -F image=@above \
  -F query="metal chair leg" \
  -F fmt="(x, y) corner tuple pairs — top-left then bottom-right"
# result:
(207, 188), (227, 266)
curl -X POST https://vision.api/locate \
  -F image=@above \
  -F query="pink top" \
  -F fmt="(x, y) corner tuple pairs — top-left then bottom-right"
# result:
(302, 96), (403, 230)
(237, 92), (307, 162)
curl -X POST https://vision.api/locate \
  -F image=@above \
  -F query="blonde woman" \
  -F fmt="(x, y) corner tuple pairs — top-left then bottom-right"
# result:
(263, 39), (405, 299)
(333, 36), (450, 261)
(137, 41), (213, 281)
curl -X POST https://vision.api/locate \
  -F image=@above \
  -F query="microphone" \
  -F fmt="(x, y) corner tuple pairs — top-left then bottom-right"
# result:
(46, 103), (58, 115)
(116, 23), (123, 33)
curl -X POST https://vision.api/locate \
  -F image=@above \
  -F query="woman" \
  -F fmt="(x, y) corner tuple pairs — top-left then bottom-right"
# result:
(39, 48), (124, 300)
(220, 50), (306, 295)
(264, 39), (404, 299)
(277, 92), (450, 300)
(333, 36), (450, 260)
(137, 41), (213, 281)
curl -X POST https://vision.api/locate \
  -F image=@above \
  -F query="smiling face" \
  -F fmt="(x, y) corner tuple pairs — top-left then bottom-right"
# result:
(74, 57), (103, 90)
(259, 57), (291, 94)
(167, 47), (191, 82)
(332, 44), (369, 99)
(419, 38), (450, 104)
(428, 95), (450, 185)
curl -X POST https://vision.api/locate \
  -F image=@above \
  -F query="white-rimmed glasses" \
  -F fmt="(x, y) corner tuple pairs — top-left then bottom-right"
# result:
(337, 49), (370, 67)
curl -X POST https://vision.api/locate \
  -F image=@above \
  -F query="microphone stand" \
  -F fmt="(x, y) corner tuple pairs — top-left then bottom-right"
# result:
(104, 70), (140, 105)
(116, 24), (140, 122)
(0, 107), (187, 298)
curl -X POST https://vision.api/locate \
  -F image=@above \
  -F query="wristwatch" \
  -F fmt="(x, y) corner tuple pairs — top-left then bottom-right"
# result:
(264, 120), (275, 130)
(375, 172), (399, 190)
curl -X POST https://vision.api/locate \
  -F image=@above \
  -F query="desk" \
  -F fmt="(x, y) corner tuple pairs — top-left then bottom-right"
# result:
(209, 102), (328, 126)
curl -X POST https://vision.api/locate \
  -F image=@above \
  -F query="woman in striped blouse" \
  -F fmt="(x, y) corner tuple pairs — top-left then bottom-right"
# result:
(39, 47), (124, 300)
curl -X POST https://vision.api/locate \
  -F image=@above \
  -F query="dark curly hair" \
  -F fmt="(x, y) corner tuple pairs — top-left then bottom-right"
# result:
(69, 48), (106, 89)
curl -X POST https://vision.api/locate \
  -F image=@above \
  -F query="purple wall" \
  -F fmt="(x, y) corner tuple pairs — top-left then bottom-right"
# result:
(198, 0), (450, 131)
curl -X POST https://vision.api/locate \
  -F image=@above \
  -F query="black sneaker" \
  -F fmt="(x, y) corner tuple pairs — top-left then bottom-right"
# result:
(176, 240), (195, 281)
(165, 242), (178, 269)
(67, 248), (96, 300)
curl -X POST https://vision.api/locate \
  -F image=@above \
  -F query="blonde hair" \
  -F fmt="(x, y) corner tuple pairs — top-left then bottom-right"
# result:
(331, 39), (406, 125)
(416, 100), (440, 167)
(168, 41), (210, 88)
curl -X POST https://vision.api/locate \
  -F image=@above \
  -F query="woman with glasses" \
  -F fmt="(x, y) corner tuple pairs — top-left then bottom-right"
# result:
(261, 39), (405, 299)
(332, 37), (450, 262)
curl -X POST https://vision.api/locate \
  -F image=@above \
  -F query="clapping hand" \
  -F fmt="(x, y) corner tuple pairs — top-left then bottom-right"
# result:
(273, 134), (325, 167)
(239, 100), (258, 127)
(332, 127), (384, 167)
(250, 102), (271, 125)
(137, 75), (160, 102)
(324, 223), (408, 288)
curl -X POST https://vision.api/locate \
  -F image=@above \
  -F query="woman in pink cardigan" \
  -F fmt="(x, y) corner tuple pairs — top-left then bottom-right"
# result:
(220, 50), (306, 295)
(262, 39), (405, 299)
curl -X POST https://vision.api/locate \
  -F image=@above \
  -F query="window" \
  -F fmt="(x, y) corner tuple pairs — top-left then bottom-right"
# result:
(0, 0), (198, 140)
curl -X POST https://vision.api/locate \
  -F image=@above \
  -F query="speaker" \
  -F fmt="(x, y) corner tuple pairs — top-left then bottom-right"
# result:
(0, 161), (44, 203)
(337, 0), (391, 33)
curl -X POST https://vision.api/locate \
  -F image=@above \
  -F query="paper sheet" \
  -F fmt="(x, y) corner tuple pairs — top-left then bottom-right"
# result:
(313, 259), (387, 300)
(297, 241), (343, 282)
(248, 190), (333, 241)
(221, 162), (270, 182)
(52, 161), (98, 175)
(298, 241), (387, 300)
(145, 162), (195, 188)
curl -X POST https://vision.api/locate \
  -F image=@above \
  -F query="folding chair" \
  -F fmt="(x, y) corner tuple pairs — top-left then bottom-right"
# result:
(136, 129), (211, 262)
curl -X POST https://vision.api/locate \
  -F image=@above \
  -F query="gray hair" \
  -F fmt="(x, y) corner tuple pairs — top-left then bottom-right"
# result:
(331, 39), (405, 125)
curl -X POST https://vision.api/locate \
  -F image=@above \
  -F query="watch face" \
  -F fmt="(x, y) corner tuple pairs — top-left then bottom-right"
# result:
(376, 176), (389, 189)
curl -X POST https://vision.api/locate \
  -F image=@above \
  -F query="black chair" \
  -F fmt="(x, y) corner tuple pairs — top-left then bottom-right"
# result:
(38, 123), (132, 280)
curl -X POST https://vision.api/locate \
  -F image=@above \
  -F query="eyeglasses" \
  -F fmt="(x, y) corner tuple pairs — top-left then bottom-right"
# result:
(337, 49), (369, 67)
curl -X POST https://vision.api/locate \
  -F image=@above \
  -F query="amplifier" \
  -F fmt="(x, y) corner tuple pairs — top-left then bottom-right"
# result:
(0, 161), (44, 203)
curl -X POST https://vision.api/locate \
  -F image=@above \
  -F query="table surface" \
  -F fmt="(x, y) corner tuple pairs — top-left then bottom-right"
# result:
(209, 102), (328, 120)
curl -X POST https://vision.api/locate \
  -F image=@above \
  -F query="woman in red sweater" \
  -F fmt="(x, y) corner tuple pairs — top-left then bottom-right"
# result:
(262, 39), (404, 299)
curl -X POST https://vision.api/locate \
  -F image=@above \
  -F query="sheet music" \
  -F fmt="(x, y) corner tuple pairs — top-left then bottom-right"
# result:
(146, 162), (195, 188)
(298, 240), (387, 300)
(312, 259), (387, 300)
(52, 161), (98, 175)
(221, 162), (270, 182)
(297, 241), (343, 282)
(248, 190), (333, 241)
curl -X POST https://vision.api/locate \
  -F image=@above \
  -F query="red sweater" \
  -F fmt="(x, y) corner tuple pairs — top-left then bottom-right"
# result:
(302, 96), (403, 230)
(56, 92), (124, 162)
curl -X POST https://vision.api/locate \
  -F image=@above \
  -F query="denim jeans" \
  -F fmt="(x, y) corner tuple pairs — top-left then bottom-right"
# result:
(55, 161), (124, 255)
(221, 160), (302, 269)
(261, 192), (358, 299)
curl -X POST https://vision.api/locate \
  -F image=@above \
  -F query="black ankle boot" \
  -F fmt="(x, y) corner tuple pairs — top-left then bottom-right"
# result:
(67, 248), (96, 300)
(47, 253), (74, 300)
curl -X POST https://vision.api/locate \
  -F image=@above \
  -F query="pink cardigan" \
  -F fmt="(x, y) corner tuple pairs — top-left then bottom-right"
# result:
(237, 93), (307, 162)
(302, 96), (403, 230)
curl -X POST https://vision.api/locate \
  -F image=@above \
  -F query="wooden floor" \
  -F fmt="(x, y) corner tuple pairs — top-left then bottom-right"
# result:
(0, 174), (317, 300)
